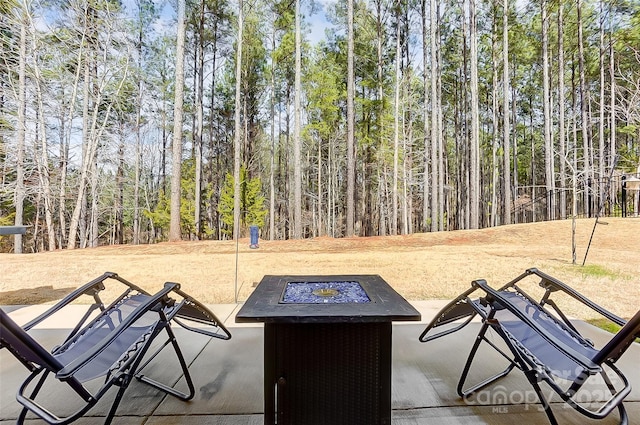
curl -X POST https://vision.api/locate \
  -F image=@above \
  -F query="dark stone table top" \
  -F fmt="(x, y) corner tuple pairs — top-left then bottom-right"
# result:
(235, 274), (421, 324)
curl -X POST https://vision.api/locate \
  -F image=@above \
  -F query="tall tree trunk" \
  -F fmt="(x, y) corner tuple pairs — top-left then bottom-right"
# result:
(511, 61), (519, 223)
(58, 113), (69, 247)
(116, 136), (125, 244)
(59, 36), (85, 247)
(133, 99), (141, 244)
(293, 0), (302, 238)
(161, 63), (168, 195)
(436, 0), (444, 230)
(346, 0), (355, 236)
(609, 27), (615, 172)
(169, 0), (186, 242)
(89, 156), (99, 247)
(571, 60), (578, 263)
(577, 0), (592, 215)
(378, 168), (386, 235)
(269, 21), (276, 240)
(491, 4), (499, 227)
(87, 73), (127, 247)
(558, 0), (567, 219)
(469, 0), (480, 229)
(33, 54), (56, 249)
(328, 134), (334, 236)
(58, 50), (83, 247)
(402, 7), (411, 236)
(430, 0), (439, 232)
(284, 93), (291, 238)
(233, 0), (244, 241)
(375, 0), (387, 235)
(530, 95), (536, 222)
(421, 0), (429, 233)
(598, 0), (605, 208)
(67, 52), (92, 249)
(208, 19), (220, 240)
(401, 60), (411, 235)
(317, 137), (323, 237)
(133, 0), (145, 245)
(26, 8), (56, 250)
(14, 8), (26, 253)
(542, 0), (555, 220)
(392, 7), (401, 236)
(194, 1), (205, 240)
(502, 0), (511, 224)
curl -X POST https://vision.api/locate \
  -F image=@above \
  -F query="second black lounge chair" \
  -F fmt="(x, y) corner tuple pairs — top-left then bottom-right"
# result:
(419, 268), (640, 425)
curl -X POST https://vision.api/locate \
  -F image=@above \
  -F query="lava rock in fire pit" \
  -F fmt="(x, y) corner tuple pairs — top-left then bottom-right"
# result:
(281, 281), (371, 304)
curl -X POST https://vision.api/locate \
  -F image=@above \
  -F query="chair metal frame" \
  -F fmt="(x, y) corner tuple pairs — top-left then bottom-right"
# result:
(419, 268), (640, 425)
(0, 272), (231, 425)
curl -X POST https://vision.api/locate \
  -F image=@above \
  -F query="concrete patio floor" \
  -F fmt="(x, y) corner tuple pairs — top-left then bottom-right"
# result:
(1, 301), (638, 425)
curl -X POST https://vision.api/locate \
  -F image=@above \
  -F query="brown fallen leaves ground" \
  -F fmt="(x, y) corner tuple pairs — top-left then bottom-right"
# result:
(1, 217), (638, 320)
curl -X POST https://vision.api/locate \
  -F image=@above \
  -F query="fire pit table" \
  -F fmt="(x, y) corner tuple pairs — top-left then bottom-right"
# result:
(235, 274), (421, 425)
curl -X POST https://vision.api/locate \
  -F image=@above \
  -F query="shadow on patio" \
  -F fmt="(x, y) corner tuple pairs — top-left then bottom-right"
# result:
(1, 302), (638, 424)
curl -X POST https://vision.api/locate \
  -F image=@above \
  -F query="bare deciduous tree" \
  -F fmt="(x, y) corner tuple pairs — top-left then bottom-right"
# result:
(542, 0), (555, 220)
(169, 0), (186, 242)
(14, 3), (26, 253)
(346, 0), (356, 237)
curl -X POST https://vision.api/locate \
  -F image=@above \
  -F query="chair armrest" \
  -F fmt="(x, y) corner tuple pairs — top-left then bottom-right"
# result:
(473, 279), (601, 374)
(23, 273), (152, 332)
(22, 273), (117, 331)
(526, 268), (626, 327)
(56, 282), (178, 379)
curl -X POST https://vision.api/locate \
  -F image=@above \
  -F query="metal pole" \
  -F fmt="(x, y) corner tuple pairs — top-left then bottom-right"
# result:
(234, 232), (239, 303)
(582, 155), (618, 266)
(622, 176), (627, 217)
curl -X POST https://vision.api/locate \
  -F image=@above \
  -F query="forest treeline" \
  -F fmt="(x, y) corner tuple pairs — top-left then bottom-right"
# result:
(0, 0), (639, 253)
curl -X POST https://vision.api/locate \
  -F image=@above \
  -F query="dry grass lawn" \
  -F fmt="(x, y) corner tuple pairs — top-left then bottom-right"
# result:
(1, 217), (638, 320)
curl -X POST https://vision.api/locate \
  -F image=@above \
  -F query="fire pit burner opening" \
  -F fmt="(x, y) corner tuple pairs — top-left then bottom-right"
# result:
(281, 281), (371, 304)
(312, 288), (340, 297)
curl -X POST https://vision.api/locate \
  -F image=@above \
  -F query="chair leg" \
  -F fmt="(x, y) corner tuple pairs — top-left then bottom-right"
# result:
(602, 367), (629, 423)
(17, 369), (50, 424)
(97, 326), (182, 425)
(457, 322), (516, 397)
(527, 373), (560, 425)
(135, 324), (195, 401)
(616, 403), (629, 425)
(103, 384), (129, 425)
(17, 406), (29, 424)
(564, 367), (630, 425)
(601, 370), (630, 425)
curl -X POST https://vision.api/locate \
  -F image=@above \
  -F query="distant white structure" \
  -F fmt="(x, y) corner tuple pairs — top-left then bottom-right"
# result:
(624, 175), (640, 216)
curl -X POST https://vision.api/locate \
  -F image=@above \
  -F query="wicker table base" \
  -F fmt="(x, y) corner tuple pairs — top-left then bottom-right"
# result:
(264, 322), (391, 425)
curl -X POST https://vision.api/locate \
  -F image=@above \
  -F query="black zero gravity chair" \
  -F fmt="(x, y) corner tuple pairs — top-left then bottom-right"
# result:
(0, 272), (231, 425)
(419, 268), (640, 425)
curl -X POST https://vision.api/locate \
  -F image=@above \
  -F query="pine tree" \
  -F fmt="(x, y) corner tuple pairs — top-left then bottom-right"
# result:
(218, 166), (267, 237)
